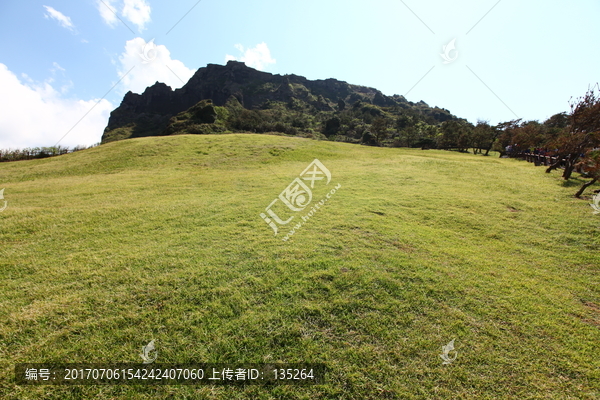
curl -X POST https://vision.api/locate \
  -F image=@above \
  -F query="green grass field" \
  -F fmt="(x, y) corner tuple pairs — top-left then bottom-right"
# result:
(0, 134), (598, 399)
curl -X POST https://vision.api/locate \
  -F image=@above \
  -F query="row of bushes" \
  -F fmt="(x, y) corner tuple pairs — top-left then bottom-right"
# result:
(0, 144), (98, 162)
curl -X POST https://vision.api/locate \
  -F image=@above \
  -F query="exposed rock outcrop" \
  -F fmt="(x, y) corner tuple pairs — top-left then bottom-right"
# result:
(102, 61), (451, 143)
(101, 61), (397, 143)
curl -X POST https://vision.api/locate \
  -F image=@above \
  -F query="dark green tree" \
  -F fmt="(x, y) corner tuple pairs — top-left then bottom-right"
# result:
(395, 115), (413, 131)
(370, 117), (389, 145)
(473, 120), (501, 155)
(323, 117), (341, 138)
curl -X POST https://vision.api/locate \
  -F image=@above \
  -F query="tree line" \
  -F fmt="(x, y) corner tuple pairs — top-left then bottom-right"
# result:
(495, 85), (600, 197)
(327, 86), (598, 197)
(0, 144), (98, 162)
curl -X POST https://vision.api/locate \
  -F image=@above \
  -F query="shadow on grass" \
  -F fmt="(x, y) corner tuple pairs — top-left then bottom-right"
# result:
(560, 178), (586, 188)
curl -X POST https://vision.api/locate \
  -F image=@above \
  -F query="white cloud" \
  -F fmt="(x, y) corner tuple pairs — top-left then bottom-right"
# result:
(96, 0), (118, 27)
(51, 62), (65, 72)
(0, 64), (113, 149)
(48, 62), (74, 94)
(225, 42), (276, 71)
(122, 0), (151, 32)
(116, 37), (195, 95)
(43, 5), (75, 31)
(97, 0), (151, 32)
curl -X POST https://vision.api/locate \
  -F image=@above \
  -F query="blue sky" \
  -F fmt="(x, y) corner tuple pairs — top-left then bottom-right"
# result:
(0, 0), (598, 148)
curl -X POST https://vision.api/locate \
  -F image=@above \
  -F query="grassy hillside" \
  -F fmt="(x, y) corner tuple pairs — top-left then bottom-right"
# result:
(0, 134), (598, 399)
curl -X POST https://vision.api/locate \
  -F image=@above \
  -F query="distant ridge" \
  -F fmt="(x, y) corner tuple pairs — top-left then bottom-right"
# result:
(102, 60), (455, 144)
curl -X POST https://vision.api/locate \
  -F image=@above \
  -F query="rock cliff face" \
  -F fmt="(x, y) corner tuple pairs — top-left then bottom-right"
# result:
(101, 61), (398, 143)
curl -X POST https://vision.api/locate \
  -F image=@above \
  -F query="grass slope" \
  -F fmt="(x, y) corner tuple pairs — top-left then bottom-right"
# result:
(0, 134), (598, 399)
